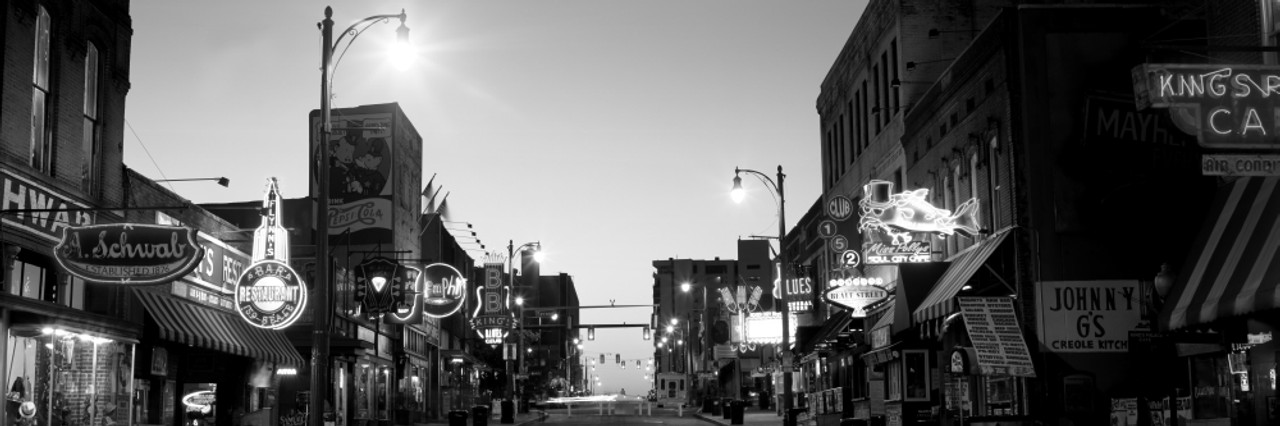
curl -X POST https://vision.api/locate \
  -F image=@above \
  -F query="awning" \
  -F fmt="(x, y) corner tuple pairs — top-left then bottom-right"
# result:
(1, 292), (141, 343)
(797, 311), (854, 354)
(860, 343), (899, 365)
(133, 289), (304, 366)
(870, 299), (895, 332)
(912, 228), (1013, 324)
(441, 349), (482, 365)
(1160, 177), (1280, 331)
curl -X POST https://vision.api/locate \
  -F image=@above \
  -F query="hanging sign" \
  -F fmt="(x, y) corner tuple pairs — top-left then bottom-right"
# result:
(859, 180), (976, 264)
(471, 257), (513, 345)
(386, 264), (424, 324)
(957, 297), (1036, 377)
(822, 276), (888, 317)
(1132, 64), (1280, 149)
(772, 264), (813, 313)
(354, 257), (414, 317)
(419, 263), (467, 318)
(54, 224), (204, 285)
(236, 178), (307, 330)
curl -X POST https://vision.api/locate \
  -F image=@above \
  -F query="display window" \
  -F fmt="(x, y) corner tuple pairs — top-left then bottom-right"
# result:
(1190, 354), (1233, 419)
(5, 329), (134, 426)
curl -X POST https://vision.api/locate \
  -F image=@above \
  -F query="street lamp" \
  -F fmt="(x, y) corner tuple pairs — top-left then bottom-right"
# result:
(313, 7), (408, 426)
(731, 165), (792, 417)
(154, 177), (230, 187)
(507, 240), (542, 413)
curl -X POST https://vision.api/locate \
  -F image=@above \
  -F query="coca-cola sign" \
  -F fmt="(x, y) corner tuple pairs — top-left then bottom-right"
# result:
(54, 224), (204, 285)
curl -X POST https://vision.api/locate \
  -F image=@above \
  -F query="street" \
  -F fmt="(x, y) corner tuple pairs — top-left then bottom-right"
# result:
(537, 409), (714, 425)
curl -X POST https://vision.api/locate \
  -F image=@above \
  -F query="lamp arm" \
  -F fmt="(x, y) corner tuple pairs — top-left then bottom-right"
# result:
(735, 168), (779, 195)
(326, 12), (407, 102)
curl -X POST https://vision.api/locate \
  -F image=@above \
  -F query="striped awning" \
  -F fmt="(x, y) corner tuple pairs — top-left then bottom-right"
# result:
(912, 228), (1013, 324)
(1160, 177), (1280, 331)
(133, 289), (304, 366)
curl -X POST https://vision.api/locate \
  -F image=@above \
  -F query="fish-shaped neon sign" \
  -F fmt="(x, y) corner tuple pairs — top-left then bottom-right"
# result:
(858, 180), (980, 244)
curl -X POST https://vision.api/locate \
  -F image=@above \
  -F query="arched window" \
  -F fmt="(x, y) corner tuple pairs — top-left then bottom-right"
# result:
(31, 5), (53, 174)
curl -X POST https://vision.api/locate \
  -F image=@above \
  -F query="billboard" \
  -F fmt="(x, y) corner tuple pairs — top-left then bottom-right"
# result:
(310, 111), (394, 244)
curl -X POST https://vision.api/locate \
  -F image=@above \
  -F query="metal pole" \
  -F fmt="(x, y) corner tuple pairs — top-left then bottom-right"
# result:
(507, 240), (516, 402)
(777, 165), (791, 417)
(309, 8), (334, 426)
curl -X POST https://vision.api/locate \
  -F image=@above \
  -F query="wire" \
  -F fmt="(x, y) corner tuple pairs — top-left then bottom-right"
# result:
(124, 119), (170, 187)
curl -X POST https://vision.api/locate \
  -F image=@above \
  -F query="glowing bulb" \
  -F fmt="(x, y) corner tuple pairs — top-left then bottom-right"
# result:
(731, 175), (745, 203)
(681, 283), (691, 292)
(389, 18), (412, 71)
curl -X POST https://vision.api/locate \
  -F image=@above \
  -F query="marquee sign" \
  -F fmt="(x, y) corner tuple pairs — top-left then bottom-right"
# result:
(419, 263), (467, 319)
(236, 178), (307, 330)
(354, 257), (415, 317)
(471, 259), (513, 345)
(744, 311), (797, 345)
(54, 224), (204, 285)
(1133, 64), (1280, 149)
(822, 276), (889, 318)
(859, 180), (977, 264)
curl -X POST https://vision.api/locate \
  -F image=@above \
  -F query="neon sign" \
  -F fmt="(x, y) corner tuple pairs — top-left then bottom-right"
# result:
(1133, 64), (1280, 149)
(772, 264), (813, 313)
(858, 180), (979, 243)
(744, 312), (797, 345)
(236, 178), (307, 330)
(418, 263), (467, 318)
(182, 390), (215, 412)
(822, 276), (888, 317)
(54, 224), (204, 285)
(470, 257), (512, 346)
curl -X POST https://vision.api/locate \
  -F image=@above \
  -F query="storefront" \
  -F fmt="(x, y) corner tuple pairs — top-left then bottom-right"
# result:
(1157, 176), (1280, 426)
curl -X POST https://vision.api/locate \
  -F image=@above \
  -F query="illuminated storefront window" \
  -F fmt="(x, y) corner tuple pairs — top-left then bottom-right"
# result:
(4, 328), (134, 426)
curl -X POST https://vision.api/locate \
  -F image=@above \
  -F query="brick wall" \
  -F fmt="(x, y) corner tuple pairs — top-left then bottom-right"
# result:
(0, 0), (131, 209)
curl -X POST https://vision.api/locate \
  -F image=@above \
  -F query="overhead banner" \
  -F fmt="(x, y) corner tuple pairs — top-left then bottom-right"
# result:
(54, 224), (203, 285)
(1036, 280), (1141, 353)
(956, 297), (1036, 377)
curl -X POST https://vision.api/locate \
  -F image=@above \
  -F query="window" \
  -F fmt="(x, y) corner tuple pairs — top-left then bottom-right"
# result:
(880, 51), (890, 125)
(953, 163), (964, 251)
(970, 152), (982, 236)
(82, 43), (101, 194)
(873, 64), (882, 133)
(1265, 0), (1280, 64)
(31, 6), (53, 174)
(890, 39), (900, 111)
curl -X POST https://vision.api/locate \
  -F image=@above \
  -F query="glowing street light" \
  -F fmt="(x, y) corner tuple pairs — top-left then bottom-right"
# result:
(313, 8), (408, 426)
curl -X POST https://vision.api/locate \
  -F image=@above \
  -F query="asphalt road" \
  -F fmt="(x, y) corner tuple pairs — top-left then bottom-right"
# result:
(537, 407), (710, 425)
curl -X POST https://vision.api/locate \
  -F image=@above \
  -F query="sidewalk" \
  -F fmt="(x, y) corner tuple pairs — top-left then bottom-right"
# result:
(422, 410), (547, 426)
(693, 408), (785, 426)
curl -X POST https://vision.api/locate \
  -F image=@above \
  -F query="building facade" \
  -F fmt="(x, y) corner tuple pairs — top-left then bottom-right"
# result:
(0, 2), (137, 426)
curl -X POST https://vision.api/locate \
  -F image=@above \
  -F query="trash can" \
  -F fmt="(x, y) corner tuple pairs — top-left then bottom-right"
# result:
(758, 392), (770, 410)
(722, 399), (733, 419)
(784, 407), (807, 426)
(711, 399), (722, 415)
(499, 399), (514, 424)
(703, 398), (715, 414)
(730, 400), (745, 425)
(471, 405), (488, 426)
(448, 410), (469, 426)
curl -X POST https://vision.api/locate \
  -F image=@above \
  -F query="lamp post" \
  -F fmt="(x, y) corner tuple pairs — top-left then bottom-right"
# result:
(680, 281), (708, 405)
(731, 165), (790, 418)
(313, 8), (407, 426)
(506, 241), (541, 414)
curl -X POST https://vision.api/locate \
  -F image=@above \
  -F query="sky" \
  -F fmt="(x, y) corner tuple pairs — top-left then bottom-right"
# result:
(125, 0), (868, 396)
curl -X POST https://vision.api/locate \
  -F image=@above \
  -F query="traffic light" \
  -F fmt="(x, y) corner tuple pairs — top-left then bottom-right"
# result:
(600, 354), (605, 364)
(615, 354), (621, 364)
(588, 327), (595, 341)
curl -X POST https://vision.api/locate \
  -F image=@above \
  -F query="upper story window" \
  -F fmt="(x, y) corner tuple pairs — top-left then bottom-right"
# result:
(82, 42), (101, 194)
(31, 6), (53, 174)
